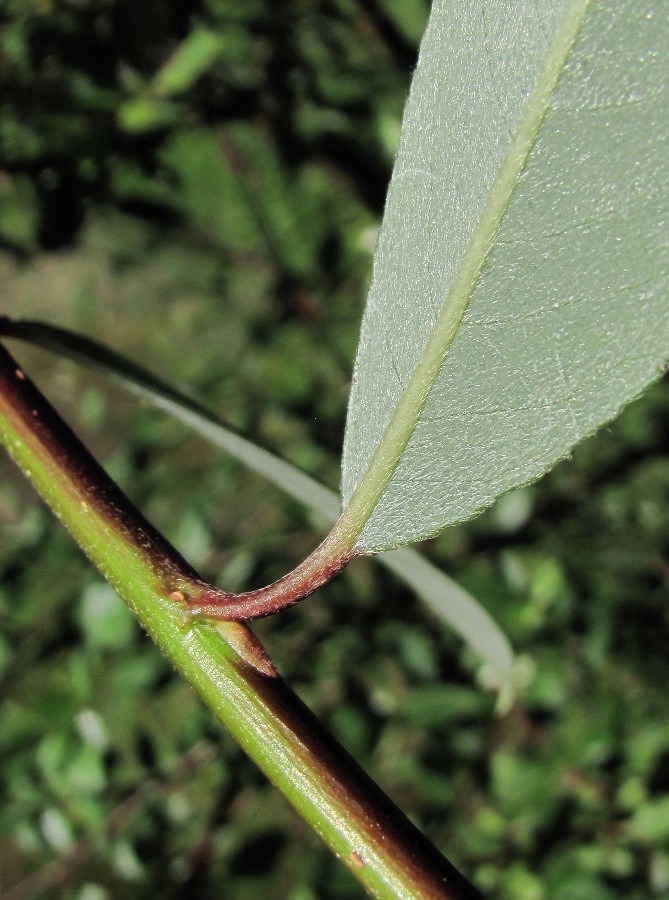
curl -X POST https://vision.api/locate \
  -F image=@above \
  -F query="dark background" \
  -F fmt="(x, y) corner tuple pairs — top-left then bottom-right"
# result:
(1, 2), (669, 898)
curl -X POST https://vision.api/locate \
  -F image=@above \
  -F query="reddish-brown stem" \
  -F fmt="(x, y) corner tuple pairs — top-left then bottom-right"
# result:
(185, 537), (359, 621)
(0, 341), (486, 899)
(0, 317), (359, 622)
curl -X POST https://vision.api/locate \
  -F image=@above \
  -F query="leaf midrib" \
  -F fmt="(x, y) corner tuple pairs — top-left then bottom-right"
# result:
(336, 0), (594, 550)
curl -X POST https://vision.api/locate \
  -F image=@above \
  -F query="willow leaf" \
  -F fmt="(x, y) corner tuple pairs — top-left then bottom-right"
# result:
(341, 0), (669, 551)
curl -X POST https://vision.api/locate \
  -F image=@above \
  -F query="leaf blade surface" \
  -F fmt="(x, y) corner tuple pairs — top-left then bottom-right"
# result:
(342, 0), (669, 550)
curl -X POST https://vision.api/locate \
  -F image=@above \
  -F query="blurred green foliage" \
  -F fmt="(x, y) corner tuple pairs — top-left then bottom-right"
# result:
(1, 2), (669, 898)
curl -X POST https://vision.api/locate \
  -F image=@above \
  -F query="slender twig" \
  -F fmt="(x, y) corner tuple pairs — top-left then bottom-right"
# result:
(0, 342), (484, 899)
(0, 315), (514, 687)
(0, 313), (359, 621)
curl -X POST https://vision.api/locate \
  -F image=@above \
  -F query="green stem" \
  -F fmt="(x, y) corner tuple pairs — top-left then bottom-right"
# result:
(0, 342), (483, 900)
(0, 314), (359, 623)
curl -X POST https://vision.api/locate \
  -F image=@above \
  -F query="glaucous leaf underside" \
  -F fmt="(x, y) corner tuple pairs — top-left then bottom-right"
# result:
(341, 0), (669, 551)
